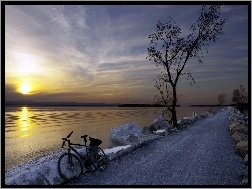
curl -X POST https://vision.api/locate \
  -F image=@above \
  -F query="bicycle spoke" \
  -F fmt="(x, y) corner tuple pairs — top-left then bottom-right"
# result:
(58, 153), (83, 181)
(87, 147), (108, 171)
(59, 132), (109, 182)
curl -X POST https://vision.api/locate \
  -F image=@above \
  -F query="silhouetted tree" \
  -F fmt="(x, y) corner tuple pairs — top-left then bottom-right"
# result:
(232, 85), (248, 104)
(232, 85), (248, 112)
(147, 5), (227, 128)
(218, 92), (225, 105)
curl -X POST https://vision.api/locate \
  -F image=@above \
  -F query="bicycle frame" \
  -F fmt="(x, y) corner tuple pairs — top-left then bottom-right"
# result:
(66, 142), (91, 164)
(60, 131), (106, 170)
(58, 131), (108, 182)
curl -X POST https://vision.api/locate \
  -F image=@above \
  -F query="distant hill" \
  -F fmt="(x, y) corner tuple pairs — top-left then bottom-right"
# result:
(190, 104), (235, 107)
(118, 104), (180, 107)
(5, 100), (121, 107)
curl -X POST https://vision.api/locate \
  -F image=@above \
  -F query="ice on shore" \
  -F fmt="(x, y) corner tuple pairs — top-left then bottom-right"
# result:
(104, 145), (132, 154)
(5, 145), (132, 185)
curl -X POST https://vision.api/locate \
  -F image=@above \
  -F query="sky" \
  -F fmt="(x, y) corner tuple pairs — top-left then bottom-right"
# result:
(4, 4), (249, 105)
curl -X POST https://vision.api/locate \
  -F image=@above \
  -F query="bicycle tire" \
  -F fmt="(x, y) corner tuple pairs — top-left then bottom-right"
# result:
(58, 153), (83, 181)
(88, 146), (108, 171)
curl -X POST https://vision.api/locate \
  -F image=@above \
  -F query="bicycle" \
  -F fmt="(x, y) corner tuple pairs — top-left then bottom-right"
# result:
(58, 131), (108, 182)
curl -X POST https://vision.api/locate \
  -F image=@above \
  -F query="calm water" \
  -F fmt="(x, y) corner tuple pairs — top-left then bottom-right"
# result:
(5, 106), (222, 170)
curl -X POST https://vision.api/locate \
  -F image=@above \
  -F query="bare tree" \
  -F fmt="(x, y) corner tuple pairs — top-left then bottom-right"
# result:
(232, 85), (248, 105)
(218, 92), (225, 105)
(147, 5), (227, 128)
(232, 85), (248, 113)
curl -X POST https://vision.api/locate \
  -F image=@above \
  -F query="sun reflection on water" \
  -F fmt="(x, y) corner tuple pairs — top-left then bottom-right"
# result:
(18, 107), (32, 137)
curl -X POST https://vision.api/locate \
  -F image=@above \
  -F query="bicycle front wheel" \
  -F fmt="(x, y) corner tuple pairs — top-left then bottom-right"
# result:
(88, 147), (108, 171)
(58, 153), (83, 181)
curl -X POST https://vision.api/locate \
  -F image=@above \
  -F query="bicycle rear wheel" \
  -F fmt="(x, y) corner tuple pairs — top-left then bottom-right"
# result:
(88, 146), (108, 171)
(58, 153), (83, 181)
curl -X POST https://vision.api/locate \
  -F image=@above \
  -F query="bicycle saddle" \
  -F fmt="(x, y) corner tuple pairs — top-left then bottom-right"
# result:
(81, 135), (88, 138)
(89, 137), (102, 147)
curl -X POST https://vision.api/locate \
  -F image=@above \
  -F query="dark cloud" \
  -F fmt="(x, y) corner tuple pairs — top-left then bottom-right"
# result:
(97, 60), (148, 72)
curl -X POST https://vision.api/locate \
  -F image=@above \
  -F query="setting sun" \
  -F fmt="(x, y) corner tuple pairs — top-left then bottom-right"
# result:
(20, 83), (32, 94)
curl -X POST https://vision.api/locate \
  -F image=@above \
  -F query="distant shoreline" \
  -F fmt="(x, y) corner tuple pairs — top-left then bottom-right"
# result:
(5, 101), (235, 108)
(190, 104), (236, 107)
(5, 101), (119, 107)
(118, 104), (169, 107)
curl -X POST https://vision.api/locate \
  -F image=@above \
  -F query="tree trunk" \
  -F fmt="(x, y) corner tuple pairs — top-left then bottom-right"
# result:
(171, 85), (178, 128)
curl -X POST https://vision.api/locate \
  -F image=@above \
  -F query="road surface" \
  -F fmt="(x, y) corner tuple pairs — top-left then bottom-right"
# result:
(68, 109), (245, 185)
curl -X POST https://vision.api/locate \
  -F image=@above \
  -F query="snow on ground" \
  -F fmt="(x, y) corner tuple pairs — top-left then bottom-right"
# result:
(153, 129), (166, 136)
(153, 129), (166, 134)
(5, 145), (133, 185)
(5, 150), (64, 185)
(104, 145), (132, 154)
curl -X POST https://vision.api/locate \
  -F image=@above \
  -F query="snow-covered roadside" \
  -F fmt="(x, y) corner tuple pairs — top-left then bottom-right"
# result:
(5, 150), (64, 185)
(228, 108), (248, 185)
(5, 145), (135, 185)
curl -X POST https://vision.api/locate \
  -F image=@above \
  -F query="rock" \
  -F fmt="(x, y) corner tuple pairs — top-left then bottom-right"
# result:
(177, 112), (200, 127)
(235, 141), (248, 158)
(244, 154), (248, 165)
(149, 115), (172, 131)
(200, 113), (205, 117)
(229, 113), (238, 123)
(125, 134), (140, 145)
(230, 123), (248, 135)
(109, 122), (142, 147)
(5, 151), (65, 185)
(138, 134), (161, 145)
(242, 178), (248, 185)
(144, 115), (171, 135)
(177, 118), (192, 125)
(205, 112), (213, 117)
(230, 110), (247, 125)
(142, 126), (153, 135)
(231, 131), (248, 143)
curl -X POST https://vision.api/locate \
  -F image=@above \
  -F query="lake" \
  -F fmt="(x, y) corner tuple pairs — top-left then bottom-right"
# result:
(5, 106), (222, 170)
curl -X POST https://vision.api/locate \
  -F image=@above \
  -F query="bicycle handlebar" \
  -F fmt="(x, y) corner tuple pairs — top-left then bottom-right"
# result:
(61, 131), (101, 148)
(67, 131), (73, 138)
(81, 135), (88, 139)
(61, 131), (73, 148)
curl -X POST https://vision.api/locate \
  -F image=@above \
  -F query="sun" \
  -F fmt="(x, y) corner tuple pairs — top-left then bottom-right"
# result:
(20, 83), (32, 94)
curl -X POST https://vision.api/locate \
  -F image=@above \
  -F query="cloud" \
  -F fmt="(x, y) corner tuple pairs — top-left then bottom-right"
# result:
(47, 6), (71, 30)
(5, 5), (249, 104)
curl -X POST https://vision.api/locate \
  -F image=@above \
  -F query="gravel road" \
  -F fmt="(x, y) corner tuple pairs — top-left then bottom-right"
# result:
(68, 109), (245, 185)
